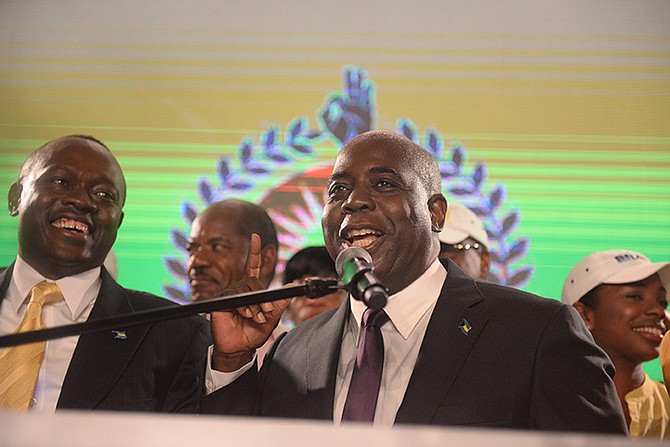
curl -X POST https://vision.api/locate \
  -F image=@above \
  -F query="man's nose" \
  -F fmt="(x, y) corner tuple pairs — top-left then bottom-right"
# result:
(188, 246), (211, 269)
(341, 185), (375, 213)
(62, 186), (97, 212)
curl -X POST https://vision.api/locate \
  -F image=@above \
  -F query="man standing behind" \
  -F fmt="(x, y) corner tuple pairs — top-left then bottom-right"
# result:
(186, 199), (278, 303)
(0, 135), (210, 412)
(438, 202), (491, 280)
(205, 130), (627, 433)
(186, 199), (284, 366)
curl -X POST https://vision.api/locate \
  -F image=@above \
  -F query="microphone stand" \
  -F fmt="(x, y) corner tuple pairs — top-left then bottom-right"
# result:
(0, 279), (341, 348)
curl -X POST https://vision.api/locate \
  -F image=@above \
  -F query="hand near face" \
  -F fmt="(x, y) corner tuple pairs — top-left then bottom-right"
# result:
(210, 233), (289, 372)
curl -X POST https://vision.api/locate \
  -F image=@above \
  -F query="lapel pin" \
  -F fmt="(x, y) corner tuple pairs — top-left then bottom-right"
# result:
(112, 330), (127, 340)
(458, 319), (472, 336)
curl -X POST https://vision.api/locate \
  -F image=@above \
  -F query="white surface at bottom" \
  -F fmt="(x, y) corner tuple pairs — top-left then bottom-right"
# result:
(0, 410), (649, 447)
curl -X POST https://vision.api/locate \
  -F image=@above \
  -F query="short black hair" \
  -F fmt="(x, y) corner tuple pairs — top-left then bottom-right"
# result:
(20, 134), (113, 181)
(231, 200), (278, 249)
(283, 246), (336, 284)
(578, 284), (604, 308)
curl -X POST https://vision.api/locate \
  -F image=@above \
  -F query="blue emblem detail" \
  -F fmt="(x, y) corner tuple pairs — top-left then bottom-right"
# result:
(112, 330), (127, 340)
(459, 319), (472, 336)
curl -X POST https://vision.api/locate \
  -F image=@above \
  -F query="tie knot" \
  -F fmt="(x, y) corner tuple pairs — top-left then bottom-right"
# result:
(363, 308), (389, 329)
(29, 281), (64, 306)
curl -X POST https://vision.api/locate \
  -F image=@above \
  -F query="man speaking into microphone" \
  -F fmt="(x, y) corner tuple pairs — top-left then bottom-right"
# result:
(205, 130), (627, 433)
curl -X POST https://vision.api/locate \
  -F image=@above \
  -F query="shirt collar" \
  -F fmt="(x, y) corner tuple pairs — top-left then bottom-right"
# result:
(350, 258), (446, 340)
(11, 255), (102, 320)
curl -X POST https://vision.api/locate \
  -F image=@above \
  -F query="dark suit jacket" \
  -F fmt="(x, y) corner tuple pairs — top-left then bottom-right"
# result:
(0, 264), (211, 412)
(204, 259), (628, 434)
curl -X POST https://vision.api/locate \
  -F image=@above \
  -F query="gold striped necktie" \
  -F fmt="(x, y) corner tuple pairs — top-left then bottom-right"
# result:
(0, 281), (64, 410)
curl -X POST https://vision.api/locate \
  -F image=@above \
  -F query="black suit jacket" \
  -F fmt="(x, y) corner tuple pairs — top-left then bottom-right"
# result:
(0, 264), (211, 412)
(204, 259), (628, 434)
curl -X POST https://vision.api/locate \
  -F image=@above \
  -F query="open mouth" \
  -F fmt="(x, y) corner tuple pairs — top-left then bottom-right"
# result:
(632, 325), (664, 343)
(343, 228), (382, 249)
(52, 218), (89, 235)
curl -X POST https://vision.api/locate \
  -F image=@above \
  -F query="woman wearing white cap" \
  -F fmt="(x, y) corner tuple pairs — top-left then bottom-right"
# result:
(562, 250), (670, 439)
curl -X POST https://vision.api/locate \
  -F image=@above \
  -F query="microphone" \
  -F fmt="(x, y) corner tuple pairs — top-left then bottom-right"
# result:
(335, 247), (388, 310)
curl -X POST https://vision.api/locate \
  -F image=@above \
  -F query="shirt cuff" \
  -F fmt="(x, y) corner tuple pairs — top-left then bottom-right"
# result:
(204, 345), (257, 394)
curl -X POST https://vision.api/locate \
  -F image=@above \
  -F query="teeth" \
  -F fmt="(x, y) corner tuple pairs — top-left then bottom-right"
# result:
(344, 228), (381, 240)
(633, 327), (663, 337)
(53, 218), (89, 235)
(343, 228), (382, 250)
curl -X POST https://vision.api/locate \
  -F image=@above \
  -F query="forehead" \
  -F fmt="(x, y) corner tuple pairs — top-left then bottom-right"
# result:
(601, 273), (666, 297)
(190, 206), (246, 241)
(614, 273), (664, 289)
(332, 136), (415, 179)
(33, 138), (125, 186)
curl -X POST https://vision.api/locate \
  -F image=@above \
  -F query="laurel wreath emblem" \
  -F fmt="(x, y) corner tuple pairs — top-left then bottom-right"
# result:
(163, 66), (534, 303)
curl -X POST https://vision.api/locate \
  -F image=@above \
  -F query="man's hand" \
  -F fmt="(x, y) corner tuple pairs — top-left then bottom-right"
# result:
(318, 66), (373, 145)
(210, 233), (290, 372)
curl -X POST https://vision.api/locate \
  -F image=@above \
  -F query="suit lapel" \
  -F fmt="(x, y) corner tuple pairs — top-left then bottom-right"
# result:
(395, 259), (489, 424)
(305, 299), (350, 419)
(58, 269), (152, 409)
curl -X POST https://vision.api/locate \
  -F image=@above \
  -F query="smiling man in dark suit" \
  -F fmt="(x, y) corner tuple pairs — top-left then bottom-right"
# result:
(205, 130), (628, 434)
(0, 135), (209, 412)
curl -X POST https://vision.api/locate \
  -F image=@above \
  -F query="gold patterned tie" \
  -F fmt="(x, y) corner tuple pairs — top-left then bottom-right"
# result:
(0, 281), (64, 410)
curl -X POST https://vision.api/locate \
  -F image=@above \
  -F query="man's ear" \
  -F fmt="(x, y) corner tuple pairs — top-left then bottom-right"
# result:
(429, 194), (448, 232)
(259, 244), (278, 287)
(572, 302), (594, 331)
(8, 182), (21, 216)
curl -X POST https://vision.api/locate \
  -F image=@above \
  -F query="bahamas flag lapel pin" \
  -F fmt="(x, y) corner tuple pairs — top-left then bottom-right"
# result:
(458, 319), (472, 336)
(112, 330), (128, 340)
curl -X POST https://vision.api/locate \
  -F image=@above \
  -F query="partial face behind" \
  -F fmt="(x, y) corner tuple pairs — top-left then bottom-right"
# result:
(186, 207), (249, 301)
(438, 238), (489, 280)
(9, 137), (126, 279)
(321, 131), (445, 295)
(288, 274), (345, 326)
(581, 273), (668, 366)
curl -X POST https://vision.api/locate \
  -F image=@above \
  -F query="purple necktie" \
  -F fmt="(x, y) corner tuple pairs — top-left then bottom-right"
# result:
(342, 308), (389, 422)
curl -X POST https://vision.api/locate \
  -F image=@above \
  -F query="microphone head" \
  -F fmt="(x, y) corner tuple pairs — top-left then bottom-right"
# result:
(335, 247), (372, 276)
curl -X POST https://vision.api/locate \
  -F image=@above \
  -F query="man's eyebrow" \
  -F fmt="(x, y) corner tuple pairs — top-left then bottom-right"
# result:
(369, 166), (401, 177)
(206, 237), (228, 244)
(329, 167), (400, 181)
(44, 165), (120, 188)
(327, 172), (350, 185)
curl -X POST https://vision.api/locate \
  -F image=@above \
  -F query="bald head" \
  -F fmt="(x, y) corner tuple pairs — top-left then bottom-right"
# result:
(200, 199), (278, 250)
(342, 130), (442, 197)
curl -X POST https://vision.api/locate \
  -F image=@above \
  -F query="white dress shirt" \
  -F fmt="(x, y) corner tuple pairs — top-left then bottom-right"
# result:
(334, 258), (446, 426)
(206, 259), (447, 426)
(0, 256), (100, 412)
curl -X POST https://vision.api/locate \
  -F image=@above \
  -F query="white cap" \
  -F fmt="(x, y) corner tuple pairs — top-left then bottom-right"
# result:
(561, 250), (670, 305)
(438, 202), (489, 250)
